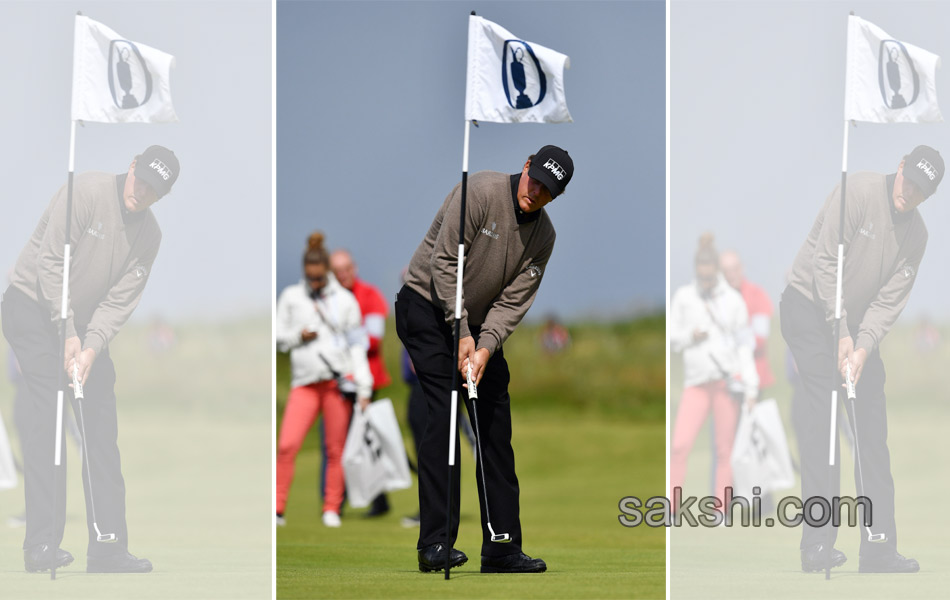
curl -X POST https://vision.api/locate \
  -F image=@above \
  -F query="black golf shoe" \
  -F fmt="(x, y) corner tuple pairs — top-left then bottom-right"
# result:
(417, 543), (467, 572)
(86, 551), (153, 573)
(481, 552), (547, 573)
(859, 552), (920, 573)
(801, 544), (847, 572)
(24, 544), (74, 572)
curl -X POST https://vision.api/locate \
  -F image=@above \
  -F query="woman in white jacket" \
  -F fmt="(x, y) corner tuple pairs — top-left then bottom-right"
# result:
(275, 232), (372, 528)
(669, 233), (758, 515)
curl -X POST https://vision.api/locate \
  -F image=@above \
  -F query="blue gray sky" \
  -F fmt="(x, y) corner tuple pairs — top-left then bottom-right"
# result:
(0, 0), (272, 321)
(277, 0), (666, 322)
(673, 0), (950, 320)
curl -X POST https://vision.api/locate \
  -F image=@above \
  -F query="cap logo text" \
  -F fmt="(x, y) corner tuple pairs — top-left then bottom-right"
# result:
(543, 158), (566, 181)
(149, 159), (173, 181)
(916, 158), (938, 181)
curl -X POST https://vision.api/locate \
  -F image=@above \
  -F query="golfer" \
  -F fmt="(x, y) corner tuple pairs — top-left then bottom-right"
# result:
(782, 145), (943, 573)
(275, 232), (372, 529)
(2, 145), (179, 573)
(395, 144), (573, 574)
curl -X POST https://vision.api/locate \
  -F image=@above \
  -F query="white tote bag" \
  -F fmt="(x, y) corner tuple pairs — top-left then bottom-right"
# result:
(342, 398), (411, 508)
(730, 398), (796, 498)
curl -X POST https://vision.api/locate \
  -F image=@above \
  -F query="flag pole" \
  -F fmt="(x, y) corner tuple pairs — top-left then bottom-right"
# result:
(444, 116), (471, 580)
(826, 13), (855, 579)
(50, 118), (78, 580)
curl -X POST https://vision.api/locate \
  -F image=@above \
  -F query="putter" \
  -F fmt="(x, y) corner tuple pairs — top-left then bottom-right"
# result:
(845, 363), (886, 544)
(72, 366), (117, 544)
(467, 365), (510, 543)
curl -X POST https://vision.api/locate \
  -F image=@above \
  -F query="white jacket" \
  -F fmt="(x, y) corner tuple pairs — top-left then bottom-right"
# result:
(669, 276), (759, 397)
(276, 275), (373, 398)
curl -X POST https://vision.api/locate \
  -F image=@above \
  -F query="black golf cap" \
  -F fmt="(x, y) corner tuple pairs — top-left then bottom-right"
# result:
(528, 145), (573, 198)
(903, 145), (943, 198)
(134, 145), (180, 198)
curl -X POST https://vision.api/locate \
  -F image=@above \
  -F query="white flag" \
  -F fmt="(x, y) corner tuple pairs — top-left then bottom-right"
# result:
(465, 16), (572, 124)
(71, 15), (178, 123)
(844, 15), (942, 123)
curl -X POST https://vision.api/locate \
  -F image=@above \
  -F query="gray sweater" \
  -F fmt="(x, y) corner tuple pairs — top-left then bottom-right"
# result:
(405, 171), (556, 357)
(10, 172), (161, 357)
(788, 171), (926, 354)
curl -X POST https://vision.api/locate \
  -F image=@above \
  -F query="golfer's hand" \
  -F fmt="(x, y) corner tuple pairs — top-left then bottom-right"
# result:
(464, 348), (490, 387)
(458, 336), (475, 376)
(849, 348), (868, 387)
(68, 347), (96, 387)
(64, 336), (82, 372)
(301, 328), (317, 343)
(837, 336), (855, 382)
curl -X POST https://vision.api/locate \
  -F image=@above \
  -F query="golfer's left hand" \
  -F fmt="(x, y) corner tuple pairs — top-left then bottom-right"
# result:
(68, 348), (97, 387)
(463, 348), (490, 388)
(848, 348), (868, 388)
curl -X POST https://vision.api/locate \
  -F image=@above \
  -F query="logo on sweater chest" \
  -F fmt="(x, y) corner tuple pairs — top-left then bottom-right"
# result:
(480, 221), (500, 240)
(86, 221), (106, 240)
(858, 221), (876, 240)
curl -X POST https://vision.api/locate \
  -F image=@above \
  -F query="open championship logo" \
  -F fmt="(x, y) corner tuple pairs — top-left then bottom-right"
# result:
(878, 39), (920, 110)
(501, 39), (547, 110)
(108, 39), (154, 110)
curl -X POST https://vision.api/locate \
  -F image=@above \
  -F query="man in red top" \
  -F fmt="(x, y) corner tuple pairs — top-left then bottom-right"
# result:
(720, 250), (774, 392)
(329, 249), (393, 517)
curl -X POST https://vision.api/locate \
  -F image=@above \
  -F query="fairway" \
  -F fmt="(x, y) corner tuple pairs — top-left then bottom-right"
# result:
(276, 317), (666, 598)
(0, 317), (272, 599)
(669, 319), (950, 599)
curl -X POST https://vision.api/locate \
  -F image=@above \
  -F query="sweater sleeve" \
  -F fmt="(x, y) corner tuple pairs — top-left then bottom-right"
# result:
(476, 230), (555, 357)
(854, 225), (927, 353)
(82, 226), (161, 357)
(811, 182), (864, 341)
(429, 182), (485, 340)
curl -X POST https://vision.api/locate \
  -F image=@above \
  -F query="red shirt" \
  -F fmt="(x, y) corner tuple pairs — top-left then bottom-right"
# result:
(349, 278), (392, 390)
(738, 279), (775, 389)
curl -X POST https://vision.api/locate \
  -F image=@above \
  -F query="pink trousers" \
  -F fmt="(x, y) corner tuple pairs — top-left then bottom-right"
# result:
(276, 381), (352, 515)
(670, 380), (739, 511)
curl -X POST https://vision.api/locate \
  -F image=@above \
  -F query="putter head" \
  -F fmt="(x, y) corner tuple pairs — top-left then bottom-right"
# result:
(866, 530), (887, 543)
(490, 533), (512, 543)
(94, 523), (117, 543)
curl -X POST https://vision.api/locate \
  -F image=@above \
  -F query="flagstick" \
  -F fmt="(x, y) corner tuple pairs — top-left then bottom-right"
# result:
(49, 119), (78, 580)
(443, 118), (471, 580)
(824, 117), (850, 581)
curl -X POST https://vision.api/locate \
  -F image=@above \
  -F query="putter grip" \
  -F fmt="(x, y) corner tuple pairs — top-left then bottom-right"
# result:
(467, 365), (477, 400)
(72, 365), (84, 400)
(846, 363), (856, 400)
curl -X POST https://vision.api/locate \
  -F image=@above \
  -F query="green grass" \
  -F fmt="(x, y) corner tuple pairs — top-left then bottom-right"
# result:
(276, 314), (666, 599)
(0, 316), (271, 599)
(669, 317), (950, 598)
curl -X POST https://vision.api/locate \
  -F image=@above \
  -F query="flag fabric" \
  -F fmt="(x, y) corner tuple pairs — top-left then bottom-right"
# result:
(465, 15), (572, 124)
(71, 15), (178, 123)
(845, 15), (942, 123)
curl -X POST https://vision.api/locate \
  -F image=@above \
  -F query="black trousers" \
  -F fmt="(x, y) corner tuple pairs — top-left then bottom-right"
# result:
(780, 286), (897, 558)
(395, 285), (522, 557)
(2, 286), (129, 557)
